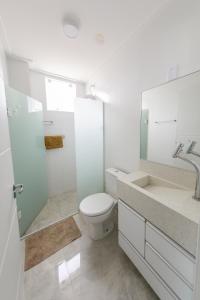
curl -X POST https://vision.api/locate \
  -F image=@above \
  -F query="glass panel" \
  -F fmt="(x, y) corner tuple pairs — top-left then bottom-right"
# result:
(74, 98), (104, 204)
(6, 86), (48, 236)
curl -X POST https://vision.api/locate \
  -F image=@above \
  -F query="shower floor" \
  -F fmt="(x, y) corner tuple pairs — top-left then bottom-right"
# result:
(25, 191), (78, 235)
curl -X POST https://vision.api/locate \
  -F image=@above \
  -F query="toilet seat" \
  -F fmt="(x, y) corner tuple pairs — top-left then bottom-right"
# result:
(80, 193), (114, 217)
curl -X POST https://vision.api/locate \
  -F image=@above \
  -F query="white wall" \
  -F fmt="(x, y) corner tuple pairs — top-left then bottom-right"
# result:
(0, 29), (25, 300)
(90, 0), (200, 173)
(7, 56), (30, 95)
(0, 24), (8, 82)
(30, 70), (81, 197)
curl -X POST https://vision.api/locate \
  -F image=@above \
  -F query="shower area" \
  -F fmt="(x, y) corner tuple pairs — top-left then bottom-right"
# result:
(6, 81), (104, 237)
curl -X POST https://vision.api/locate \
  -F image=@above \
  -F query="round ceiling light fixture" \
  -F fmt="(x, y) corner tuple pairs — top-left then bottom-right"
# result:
(63, 22), (79, 39)
(63, 14), (80, 39)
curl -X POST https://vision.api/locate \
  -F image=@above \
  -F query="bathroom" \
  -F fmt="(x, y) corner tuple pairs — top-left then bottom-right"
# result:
(1, 0), (200, 299)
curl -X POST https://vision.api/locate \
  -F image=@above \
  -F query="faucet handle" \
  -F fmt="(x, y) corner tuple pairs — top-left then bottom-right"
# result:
(186, 141), (197, 154)
(172, 143), (184, 158)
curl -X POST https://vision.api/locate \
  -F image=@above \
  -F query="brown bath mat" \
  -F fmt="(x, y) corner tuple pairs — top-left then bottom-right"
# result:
(24, 216), (81, 271)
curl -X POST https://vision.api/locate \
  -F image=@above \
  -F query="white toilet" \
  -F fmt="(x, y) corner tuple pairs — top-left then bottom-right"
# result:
(79, 168), (126, 240)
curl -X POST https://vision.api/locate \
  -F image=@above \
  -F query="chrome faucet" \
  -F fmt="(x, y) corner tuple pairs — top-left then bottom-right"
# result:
(173, 143), (200, 200)
(186, 141), (200, 158)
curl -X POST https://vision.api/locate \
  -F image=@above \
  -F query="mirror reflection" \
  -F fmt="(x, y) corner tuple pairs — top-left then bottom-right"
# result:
(141, 70), (200, 170)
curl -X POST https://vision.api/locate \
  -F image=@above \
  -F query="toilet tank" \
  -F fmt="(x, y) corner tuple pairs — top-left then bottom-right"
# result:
(105, 168), (127, 199)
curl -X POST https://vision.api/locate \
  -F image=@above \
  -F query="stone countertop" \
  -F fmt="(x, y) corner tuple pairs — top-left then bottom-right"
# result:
(117, 171), (200, 257)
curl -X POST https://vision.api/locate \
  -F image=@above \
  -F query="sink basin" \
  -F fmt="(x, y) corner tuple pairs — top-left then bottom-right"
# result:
(132, 175), (187, 201)
(132, 175), (184, 190)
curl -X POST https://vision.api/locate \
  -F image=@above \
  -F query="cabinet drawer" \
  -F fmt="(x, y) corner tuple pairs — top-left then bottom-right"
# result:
(118, 200), (145, 256)
(145, 242), (193, 300)
(146, 222), (195, 286)
(119, 232), (177, 300)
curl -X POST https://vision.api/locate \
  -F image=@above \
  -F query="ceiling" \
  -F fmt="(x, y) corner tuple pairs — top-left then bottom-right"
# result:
(0, 0), (168, 81)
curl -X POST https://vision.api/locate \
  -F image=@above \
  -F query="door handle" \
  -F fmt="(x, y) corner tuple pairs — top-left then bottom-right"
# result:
(13, 184), (23, 198)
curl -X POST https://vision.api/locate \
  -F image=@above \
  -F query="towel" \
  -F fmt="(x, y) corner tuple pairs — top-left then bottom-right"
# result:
(44, 135), (63, 150)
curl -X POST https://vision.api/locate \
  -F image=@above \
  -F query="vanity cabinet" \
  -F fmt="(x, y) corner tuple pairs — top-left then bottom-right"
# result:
(118, 200), (195, 300)
(145, 243), (193, 300)
(119, 232), (176, 300)
(118, 200), (145, 256)
(146, 222), (195, 286)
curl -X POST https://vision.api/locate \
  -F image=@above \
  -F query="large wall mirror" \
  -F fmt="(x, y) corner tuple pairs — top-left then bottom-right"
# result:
(140, 70), (200, 171)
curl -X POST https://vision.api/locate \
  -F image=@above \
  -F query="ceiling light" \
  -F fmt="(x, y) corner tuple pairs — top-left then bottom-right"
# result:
(63, 22), (79, 39)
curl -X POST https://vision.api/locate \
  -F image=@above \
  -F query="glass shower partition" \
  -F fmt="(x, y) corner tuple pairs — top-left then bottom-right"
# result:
(6, 86), (48, 236)
(74, 98), (104, 204)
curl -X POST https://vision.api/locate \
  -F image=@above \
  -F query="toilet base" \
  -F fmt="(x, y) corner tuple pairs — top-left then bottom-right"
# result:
(80, 198), (116, 240)
(88, 218), (114, 240)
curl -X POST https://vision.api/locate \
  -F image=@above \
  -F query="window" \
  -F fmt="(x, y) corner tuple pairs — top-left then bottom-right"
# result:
(45, 77), (76, 112)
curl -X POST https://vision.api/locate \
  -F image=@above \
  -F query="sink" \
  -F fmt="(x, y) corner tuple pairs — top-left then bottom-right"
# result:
(132, 175), (184, 190)
(132, 175), (187, 201)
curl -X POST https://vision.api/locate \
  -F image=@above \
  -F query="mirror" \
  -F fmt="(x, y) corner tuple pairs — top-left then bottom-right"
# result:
(140, 70), (200, 170)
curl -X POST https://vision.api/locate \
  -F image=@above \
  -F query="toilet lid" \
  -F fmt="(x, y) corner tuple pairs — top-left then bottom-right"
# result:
(80, 193), (114, 217)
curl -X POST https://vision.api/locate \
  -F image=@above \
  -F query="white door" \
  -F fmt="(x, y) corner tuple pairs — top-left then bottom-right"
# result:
(0, 79), (24, 300)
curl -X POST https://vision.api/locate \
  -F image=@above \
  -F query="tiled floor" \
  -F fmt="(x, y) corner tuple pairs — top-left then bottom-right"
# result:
(24, 214), (159, 300)
(25, 192), (78, 235)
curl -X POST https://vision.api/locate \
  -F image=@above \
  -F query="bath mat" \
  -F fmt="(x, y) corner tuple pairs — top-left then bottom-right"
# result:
(24, 216), (81, 270)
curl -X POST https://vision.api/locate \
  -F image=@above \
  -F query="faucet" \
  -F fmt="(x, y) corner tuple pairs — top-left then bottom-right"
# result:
(172, 143), (200, 200)
(186, 141), (200, 158)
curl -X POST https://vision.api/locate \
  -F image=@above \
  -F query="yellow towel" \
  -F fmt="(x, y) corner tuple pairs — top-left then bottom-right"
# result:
(44, 135), (63, 150)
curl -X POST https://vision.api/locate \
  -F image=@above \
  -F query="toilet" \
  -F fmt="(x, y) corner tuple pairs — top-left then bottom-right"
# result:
(79, 168), (126, 240)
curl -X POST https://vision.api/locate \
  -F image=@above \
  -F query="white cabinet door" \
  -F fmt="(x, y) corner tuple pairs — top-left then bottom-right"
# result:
(118, 200), (145, 256)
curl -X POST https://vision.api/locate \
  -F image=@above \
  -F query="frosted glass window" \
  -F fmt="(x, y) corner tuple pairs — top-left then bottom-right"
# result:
(45, 77), (76, 112)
